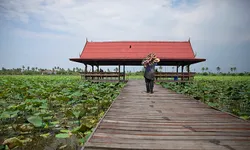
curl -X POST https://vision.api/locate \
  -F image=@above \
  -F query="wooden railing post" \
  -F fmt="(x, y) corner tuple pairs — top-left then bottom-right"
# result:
(118, 65), (121, 82)
(92, 65), (94, 80)
(85, 65), (88, 80)
(181, 65), (184, 81)
(97, 65), (99, 79)
(123, 65), (125, 82)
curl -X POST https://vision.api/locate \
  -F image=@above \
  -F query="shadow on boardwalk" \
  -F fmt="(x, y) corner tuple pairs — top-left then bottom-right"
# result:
(84, 80), (250, 150)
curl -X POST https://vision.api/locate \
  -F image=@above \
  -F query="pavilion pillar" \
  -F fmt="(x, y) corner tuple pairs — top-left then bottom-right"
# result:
(187, 65), (190, 80)
(92, 65), (94, 80)
(85, 65), (88, 80)
(118, 65), (121, 82)
(97, 65), (99, 79)
(97, 65), (99, 72)
(181, 65), (184, 81)
(123, 65), (125, 82)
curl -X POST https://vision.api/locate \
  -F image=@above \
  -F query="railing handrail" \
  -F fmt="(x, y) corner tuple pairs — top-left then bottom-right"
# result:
(80, 72), (124, 74)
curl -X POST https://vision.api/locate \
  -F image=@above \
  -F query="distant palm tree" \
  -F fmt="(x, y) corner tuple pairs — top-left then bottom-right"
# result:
(114, 67), (118, 72)
(27, 66), (30, 71)
(216, 67), (221, 73)
(230, 67), (234, 73)
(233, 67), (237, 73)
(22, 65), (25, 71)
(185, 66), (190, 72)
(201, 67), (205, 73)
(159, 66), (163, 72)
(205, 67), (208, 72)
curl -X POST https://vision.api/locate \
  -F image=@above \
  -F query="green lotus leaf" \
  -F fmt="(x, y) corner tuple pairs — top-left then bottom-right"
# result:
(55, 133), (70, 138)
(27, 116), (43, 127)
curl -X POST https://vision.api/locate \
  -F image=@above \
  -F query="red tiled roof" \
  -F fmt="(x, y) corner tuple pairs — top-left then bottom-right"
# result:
(80, 41), (195, 59)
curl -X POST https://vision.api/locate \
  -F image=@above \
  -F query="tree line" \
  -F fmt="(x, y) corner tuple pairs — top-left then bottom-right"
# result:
(0, 66), (249, 76)
(0, 66), (83, 75)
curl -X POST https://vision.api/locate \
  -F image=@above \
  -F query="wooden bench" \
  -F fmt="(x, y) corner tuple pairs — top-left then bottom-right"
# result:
(155, 72), (195, 82)
(80, 72), (125, 81)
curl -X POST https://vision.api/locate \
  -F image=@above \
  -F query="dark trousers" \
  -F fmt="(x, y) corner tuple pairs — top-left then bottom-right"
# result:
(145, 78), (154, 93)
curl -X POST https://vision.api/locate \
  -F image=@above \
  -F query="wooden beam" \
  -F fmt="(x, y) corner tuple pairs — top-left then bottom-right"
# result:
(181, 65), (184, 81)
(97, 65), (99, 79)
(123, 65), (125, 82)
(92, 65), (94, 80)
(85, 65), (88, 80)
(118, 65), (121, 82)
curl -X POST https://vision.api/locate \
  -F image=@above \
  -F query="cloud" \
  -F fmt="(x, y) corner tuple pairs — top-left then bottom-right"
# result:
(12, 28), (71, 39)
(0, 0), (250, 72)
(1, 0), (249, 43)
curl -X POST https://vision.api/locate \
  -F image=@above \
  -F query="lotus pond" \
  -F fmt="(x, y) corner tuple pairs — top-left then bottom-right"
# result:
(161, 76), (250, 120)
(0, 76), (125, 150)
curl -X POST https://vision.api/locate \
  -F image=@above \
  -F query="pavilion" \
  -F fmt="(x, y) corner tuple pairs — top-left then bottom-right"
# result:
(69, 39), (205, 82)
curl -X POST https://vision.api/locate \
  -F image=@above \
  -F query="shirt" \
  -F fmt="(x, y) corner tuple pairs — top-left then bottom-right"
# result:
(144, 63), (157, 80)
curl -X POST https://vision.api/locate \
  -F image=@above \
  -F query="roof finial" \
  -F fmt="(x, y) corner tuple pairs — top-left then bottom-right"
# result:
(86, 37), (88, 42)
(188, 37), (190, 42)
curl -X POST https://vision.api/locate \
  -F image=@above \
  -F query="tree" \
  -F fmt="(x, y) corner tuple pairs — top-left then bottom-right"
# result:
(205, 67), (208, 72)
(216, 67), (221, 73)
(114, 67), (118, 72)
(22, 65), (25, 71)
(141, 67), (145, 72)
(233, 67), (237, 73)
(75, 67), (79, 72)
(230, 67), (234, 73)
(159, 66), (163, 72)
(201, 67), (205, 73)
(185, 66), (190, 72)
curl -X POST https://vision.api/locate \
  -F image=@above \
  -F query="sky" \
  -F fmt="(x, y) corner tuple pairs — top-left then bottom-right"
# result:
(0, 0), (250, 73)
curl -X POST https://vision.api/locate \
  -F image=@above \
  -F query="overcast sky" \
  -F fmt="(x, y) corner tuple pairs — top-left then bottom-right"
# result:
(0, 0), (249, 72)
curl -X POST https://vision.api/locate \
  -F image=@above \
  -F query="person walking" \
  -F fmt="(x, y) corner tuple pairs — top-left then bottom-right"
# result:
(142, 53), (160, 94)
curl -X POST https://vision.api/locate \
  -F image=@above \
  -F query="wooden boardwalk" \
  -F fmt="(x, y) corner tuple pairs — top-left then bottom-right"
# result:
(84, 80), (250, 150)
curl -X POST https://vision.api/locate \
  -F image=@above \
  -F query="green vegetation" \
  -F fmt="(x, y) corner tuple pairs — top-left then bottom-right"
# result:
(1, 74), (250, 149)
(161, 76), (250, 120)
(0, 76), (125, 149)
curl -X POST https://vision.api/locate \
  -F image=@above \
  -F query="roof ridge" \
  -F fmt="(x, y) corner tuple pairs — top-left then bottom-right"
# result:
(88, 40), (189, 43)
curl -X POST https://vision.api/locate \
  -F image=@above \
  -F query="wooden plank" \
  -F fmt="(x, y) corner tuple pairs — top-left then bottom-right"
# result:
(95, 129), (250, 137)
(85, 141), (230, 150)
